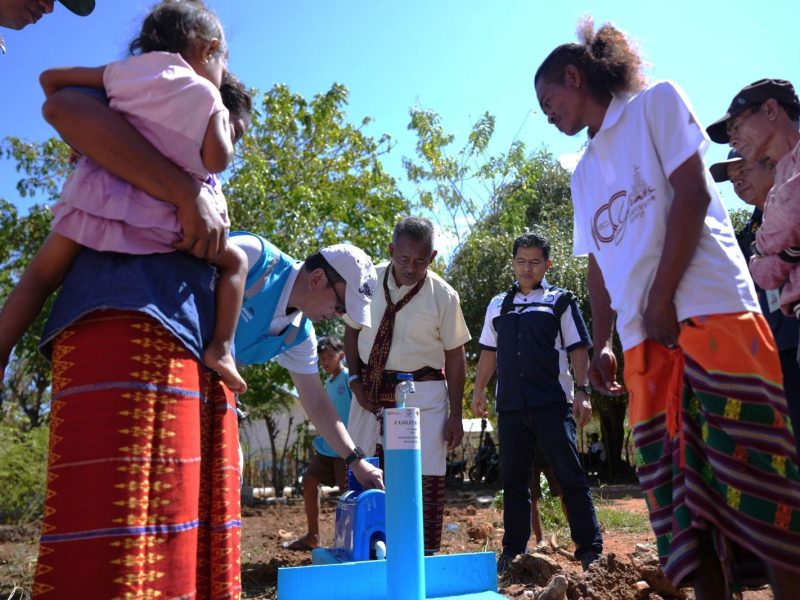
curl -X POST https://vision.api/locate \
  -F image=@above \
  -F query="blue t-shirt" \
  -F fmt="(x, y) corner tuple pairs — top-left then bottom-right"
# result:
(313, 368), (352, 457)
(41, 248), (215, 361)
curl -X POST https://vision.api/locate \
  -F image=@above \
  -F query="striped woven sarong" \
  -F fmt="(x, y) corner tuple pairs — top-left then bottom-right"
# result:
(32, 310), (241, 599)
(624, 312), (800, 590)
(422, 474), (445, 554)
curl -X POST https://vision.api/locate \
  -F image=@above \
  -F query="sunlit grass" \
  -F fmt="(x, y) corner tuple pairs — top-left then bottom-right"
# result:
(593, 500), (650, 533)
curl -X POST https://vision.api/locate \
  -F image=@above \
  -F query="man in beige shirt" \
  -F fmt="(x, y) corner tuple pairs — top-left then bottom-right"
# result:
(345, 216), (471, 554)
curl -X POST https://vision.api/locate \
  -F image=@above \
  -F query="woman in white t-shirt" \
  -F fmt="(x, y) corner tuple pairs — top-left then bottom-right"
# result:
(534, 17), (800, 600)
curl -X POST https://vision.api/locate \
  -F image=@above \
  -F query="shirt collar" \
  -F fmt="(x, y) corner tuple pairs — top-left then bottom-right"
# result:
(515, 277), (549, 297)
(386, 262), (427, 293)
(277, 262), (305, 327)
(588, 92), (632, 142)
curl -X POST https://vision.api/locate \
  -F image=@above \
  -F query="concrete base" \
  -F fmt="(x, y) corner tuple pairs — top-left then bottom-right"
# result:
(278, 552), (504, 599)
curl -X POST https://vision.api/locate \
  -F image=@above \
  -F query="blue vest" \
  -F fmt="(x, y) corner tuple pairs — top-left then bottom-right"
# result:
(232, 232), (313, 366)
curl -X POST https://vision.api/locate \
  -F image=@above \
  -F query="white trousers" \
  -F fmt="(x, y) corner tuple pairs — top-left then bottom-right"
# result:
(346, 380), (448, 476)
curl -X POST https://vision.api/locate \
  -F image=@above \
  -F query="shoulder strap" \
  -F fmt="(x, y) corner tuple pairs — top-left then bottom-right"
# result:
(228, 232), (283, 292)
(499, 281), (521, 316)
(551, 288), (575, 350)
(552, 288), (574, 320)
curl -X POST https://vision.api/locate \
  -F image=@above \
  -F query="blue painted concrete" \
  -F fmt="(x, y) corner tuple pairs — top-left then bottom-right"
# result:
(277, 380), (502, 600)
(384, 407), (425, 600)
(278, 552), (503, 599)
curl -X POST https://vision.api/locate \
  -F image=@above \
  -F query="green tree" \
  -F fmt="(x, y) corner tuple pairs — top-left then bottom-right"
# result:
(0, 423), (49, 523)
(404, 109), (632, 478)
(0, 138), (72, 428)
(227, 83), (407, 260)
(1, 82), (408, 467)
(224, 83), (409, 487)
(728, 207), (752, 233)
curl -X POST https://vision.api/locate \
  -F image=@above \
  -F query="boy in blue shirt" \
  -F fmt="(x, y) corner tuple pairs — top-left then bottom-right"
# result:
(285, 336), (352, 551)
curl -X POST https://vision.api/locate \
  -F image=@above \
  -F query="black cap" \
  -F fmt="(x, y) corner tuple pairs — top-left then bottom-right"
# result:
(709, 150), (743, 183)
(58, 0), (95, 16)
(706, 79), (799, 144)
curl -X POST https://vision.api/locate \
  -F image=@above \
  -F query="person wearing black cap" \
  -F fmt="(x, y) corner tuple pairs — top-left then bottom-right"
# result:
(709, 151), (800, 458)
(0, 0), (93, 29)
(0, 0), (93, 53)
(706, 78), (800, 161)
(708, 80), (800, 338)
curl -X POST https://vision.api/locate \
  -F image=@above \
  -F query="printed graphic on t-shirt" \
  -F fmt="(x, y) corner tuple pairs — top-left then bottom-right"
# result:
(591, 166), (656, 250)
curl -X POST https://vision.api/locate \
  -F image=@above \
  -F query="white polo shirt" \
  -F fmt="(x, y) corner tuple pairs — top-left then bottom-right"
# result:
(570, 80), (758, 350)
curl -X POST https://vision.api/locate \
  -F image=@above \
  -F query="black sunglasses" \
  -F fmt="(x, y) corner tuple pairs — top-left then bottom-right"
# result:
(322, 266), (346, 314)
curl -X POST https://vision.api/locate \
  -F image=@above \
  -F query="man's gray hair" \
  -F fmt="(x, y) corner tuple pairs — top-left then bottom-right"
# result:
(393, 216), (434, 245)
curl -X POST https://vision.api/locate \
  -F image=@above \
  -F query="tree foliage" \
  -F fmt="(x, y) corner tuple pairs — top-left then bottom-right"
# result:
(728, 207), (752, 233)
(0, 423), (48, 523)
(0, 138), (72, 427)
(224, 84), (410, 479)
(1, 83), (409, 440)
(403, 108), (633, 478)
(227, 83), (407, 261)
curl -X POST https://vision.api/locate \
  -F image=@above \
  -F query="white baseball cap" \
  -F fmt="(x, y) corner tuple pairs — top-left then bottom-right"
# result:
(320, 244), (377, 327)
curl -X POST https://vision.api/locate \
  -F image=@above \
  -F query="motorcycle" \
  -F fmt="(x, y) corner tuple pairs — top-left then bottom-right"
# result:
(445, 452), (467, 488)
(468, 418), (500, 485)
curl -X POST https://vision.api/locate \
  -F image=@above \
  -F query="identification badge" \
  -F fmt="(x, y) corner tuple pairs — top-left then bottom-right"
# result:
(766, 288), (781, 313)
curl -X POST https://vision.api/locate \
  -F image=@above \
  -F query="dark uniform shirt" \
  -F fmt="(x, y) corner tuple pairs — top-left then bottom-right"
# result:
(737, 208), (799, 352)
(479, 280), (591, 411)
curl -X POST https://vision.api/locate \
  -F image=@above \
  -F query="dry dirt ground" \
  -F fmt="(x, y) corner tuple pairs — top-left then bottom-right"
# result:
(0, 487), (775, 599)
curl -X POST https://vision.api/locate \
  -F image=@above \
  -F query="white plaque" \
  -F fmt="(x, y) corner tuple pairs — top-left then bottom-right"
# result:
(384, 407), (421, 450)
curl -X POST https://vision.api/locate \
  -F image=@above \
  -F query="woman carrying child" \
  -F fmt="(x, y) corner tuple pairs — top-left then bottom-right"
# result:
(0, 0), (248, 394)
(14, 1), (248, 597)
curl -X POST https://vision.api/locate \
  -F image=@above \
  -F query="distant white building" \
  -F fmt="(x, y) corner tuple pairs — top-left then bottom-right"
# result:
(239, 390), (314, 488)
(240, 396), (497, 485)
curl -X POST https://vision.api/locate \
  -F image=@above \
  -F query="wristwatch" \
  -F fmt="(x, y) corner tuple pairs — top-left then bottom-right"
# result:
(576, 384), (592, 395)
(344, 446), (367, 466)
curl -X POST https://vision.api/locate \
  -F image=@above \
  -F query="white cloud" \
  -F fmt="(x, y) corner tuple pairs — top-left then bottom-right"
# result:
(558, 150), (584, 173)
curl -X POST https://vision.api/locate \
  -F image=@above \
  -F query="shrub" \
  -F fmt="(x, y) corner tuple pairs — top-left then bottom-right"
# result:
(0, 423), (48, 524)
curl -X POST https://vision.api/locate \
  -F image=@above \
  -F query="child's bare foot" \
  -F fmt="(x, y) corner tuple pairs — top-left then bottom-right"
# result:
(282, 533), (321, 551)
(203, 344), (247, 394)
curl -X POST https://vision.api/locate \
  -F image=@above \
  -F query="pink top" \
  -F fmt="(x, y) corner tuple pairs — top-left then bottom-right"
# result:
(51, 52), (230, 254)
(749, 138), (800, 314)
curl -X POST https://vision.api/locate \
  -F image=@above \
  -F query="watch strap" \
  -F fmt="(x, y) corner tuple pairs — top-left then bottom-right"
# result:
(344, 446), (366, 466)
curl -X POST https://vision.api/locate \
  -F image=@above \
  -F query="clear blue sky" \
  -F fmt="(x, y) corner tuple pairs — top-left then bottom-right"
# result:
(2, 0), (799, 220)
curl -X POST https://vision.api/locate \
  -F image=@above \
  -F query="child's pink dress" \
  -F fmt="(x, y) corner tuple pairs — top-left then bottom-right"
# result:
(749, 139), (800, 316)
(50, 51), (230, 254)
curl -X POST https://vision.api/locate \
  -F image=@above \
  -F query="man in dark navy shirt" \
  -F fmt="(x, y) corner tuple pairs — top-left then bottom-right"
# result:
(472, 232), (602, 575)
(710, 150), (800, 457)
